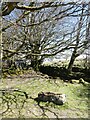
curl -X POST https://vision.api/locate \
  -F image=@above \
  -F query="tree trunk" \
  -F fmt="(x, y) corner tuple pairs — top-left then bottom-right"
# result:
(67, 5), (84, 73)
(31, 58), (39, 71)
(67, 50), (76, 73)
(31, 43), (41, 71)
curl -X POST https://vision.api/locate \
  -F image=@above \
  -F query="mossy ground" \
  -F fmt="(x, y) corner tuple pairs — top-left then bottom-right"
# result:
(0, 69), (89, 118)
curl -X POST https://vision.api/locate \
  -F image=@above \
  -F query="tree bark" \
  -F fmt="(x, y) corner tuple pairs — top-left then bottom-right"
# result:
(67, 49), (77, 73)
(30, 43), (41, 71)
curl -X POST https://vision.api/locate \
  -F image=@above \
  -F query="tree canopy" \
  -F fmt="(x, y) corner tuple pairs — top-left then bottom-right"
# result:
(1, 1), (90, 71)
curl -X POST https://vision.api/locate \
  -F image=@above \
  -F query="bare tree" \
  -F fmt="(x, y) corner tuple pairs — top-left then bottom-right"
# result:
(68, 3), (90, 73)
(1, 1), (89, 71)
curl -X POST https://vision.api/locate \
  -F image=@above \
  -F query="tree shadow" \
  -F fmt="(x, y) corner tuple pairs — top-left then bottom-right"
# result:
(39, 65), (90, 82)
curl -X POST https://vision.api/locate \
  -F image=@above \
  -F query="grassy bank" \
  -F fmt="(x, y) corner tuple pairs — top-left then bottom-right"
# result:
(1, 70), (89, 118)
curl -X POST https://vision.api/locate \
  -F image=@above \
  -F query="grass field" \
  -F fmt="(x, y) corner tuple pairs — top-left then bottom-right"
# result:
(1, 69), (89, 118)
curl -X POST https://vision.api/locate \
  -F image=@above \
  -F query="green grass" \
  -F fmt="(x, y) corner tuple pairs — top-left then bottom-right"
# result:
(1, 75), (89, 118)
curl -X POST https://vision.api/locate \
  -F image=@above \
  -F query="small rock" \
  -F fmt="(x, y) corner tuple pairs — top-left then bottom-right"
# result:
(79, 78), (85, 84)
